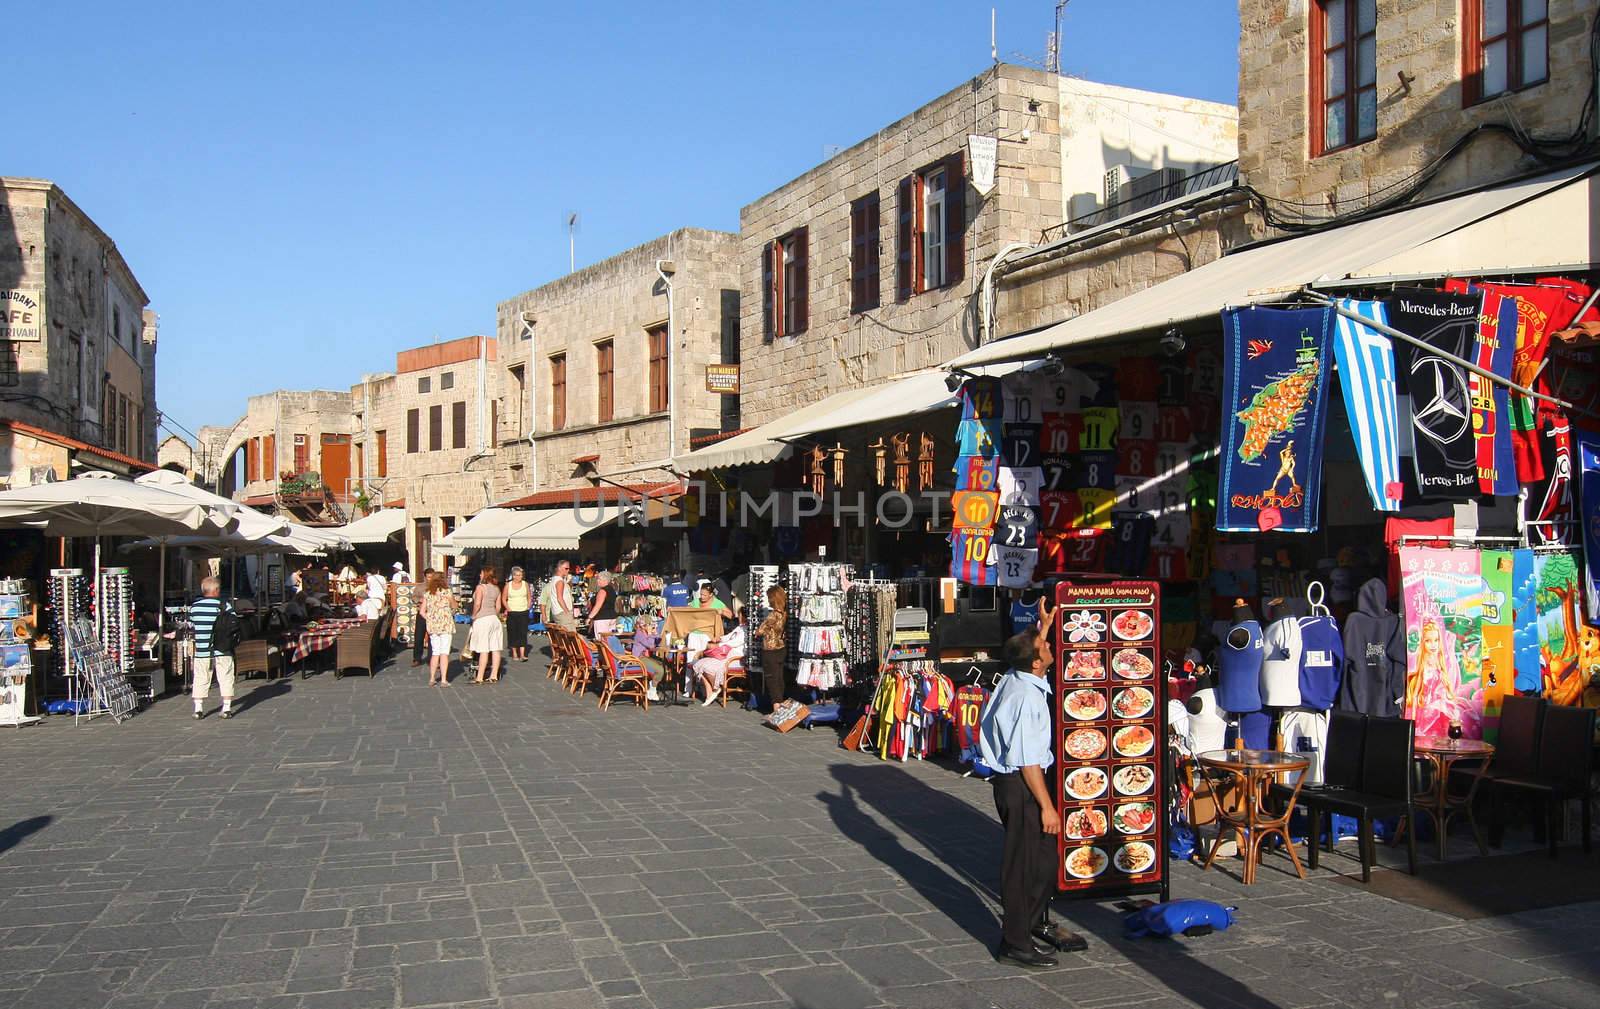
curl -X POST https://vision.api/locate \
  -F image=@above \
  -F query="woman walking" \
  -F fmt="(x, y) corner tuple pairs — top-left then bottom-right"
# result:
(588, 570), (618, 636)
(754, 585), (788, 712)
(469, 566), (507, 684)
(420, 571), (456, 686)
(504, 566), (533, 662)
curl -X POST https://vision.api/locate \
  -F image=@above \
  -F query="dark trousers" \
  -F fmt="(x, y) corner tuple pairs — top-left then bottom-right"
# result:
(991, 772), (1055, 950)
(760, 648), (787, 712)
(411, 625), (426, 664)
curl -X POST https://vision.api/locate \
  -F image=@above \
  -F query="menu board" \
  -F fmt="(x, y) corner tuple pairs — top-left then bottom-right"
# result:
(1054, 579), (1168, 900)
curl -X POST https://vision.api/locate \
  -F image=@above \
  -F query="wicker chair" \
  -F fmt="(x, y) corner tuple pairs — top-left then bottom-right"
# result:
(234, 638), (283, 682)
(567, 636), (600, 696)
(334, 625), (378, 679)
(547, 627), (573, 683)
(720, 656), (749, 709)
(597, 637), (650, 711)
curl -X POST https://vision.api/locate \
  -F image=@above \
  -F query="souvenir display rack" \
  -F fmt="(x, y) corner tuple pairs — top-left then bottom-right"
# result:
(616, 573), (667, 619)
(746, 566), (782, 673)
(97, 566), (134, 678)
(48, 568), (92, 691)
(66, 616), (139, 724)
(0, 578), (39, 727)
(788, 563), (851, 691)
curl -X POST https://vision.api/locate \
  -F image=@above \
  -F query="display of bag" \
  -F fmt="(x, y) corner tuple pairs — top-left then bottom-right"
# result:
(765, 699), (811, 732)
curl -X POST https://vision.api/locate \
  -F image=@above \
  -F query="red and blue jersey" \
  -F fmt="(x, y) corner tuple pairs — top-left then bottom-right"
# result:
(949, 529), (996, 585)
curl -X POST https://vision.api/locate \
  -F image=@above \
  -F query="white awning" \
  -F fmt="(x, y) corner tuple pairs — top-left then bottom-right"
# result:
(335, 508), (406, 544)
(672, 363), (1024, 472)
(951, 161), (1599, 369)
(448, 507), (541, 549)
(507, 506), (622, 550)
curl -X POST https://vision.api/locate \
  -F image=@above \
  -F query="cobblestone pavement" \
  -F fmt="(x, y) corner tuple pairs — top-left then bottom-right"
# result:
(2, 650), (1598, 1009)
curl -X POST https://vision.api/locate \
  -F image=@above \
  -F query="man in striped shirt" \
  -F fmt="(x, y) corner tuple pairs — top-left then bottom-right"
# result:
(190, 576), (237, 720)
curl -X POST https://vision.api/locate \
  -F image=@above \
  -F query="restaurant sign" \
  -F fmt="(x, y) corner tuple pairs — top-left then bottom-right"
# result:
(705, 364), (740, 394)
(0, 289), (44, 342)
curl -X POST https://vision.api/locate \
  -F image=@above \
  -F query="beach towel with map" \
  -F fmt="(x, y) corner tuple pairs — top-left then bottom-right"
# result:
(1218, 305), (1335, 533)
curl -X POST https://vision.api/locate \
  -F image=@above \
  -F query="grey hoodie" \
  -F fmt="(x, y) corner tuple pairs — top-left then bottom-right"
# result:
(1337, 578), (1406, 717)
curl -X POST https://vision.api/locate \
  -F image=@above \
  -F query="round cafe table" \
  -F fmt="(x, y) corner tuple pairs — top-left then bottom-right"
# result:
(1196, 749), (1311, 885)
(1412, 735), (1494, 860)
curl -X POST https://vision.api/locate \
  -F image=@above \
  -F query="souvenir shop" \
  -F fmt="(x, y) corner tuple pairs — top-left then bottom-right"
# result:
(932, 267), (1600, 775)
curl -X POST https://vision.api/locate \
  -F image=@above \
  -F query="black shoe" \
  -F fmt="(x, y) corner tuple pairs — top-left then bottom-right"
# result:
(193, 710), (204, 720)
(995, 943), (1057, 969)
(1033, 923), (1088, 953)
(220, 709), (234, 719)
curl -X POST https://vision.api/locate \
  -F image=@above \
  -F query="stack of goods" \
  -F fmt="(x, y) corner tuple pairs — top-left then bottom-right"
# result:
(790, 563), (851, 690)
(746, 566), (782, 673)
(616, 573), (667, 619)
(96, 567), (135, 678)
(868, 660), (956, 760)
(842, 581), (897, 671)
(950, 378), (1002, 585)
(0, 578), (39, 727)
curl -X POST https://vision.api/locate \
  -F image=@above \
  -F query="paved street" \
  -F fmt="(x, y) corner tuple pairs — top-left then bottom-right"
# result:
(1, 652), (1597, 1009)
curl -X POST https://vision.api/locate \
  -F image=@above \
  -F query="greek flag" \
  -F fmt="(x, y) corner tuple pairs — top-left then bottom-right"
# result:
(1333, 299), (1402, 512)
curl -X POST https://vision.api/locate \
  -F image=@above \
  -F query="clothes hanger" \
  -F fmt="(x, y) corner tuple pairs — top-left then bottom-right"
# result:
(1307, 580), (1330, 617)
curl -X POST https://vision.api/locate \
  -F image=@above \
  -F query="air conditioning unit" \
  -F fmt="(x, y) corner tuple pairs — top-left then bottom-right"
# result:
(1103, 165), (1135, 207)
(1117, 167), (1190, 215)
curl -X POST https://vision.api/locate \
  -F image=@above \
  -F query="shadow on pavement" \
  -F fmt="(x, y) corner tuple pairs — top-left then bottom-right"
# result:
(0, 815), (50, 855)
(233, 679), (291, 715)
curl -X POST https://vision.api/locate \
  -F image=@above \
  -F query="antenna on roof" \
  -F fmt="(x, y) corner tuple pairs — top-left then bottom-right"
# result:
(566, 211), (580, 274)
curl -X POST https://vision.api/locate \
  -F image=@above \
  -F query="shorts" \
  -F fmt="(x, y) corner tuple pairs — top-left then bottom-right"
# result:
(429, 633), (453, 657)
(193, 654), (236, 699)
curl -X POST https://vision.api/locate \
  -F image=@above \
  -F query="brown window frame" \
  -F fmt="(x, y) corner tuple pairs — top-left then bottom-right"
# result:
(292, 433), (309, 473)
(550, 354), (567, 431)
(406, 409), (420, 453)
(1310, 0), (1378, 156)
(263, 434), (275, 479)
(375, 429), (388, 476)
(596, 339), (615, 424)
(850, 192), (881, 314)
(896, 153), (966, 301)
(428, 404), (443, 452)
(647, 324), (669, 414)
(489, 399), (498, 449)
(451, 400), (467, 449)
(1463, 0), (1550, 106)
(761, 227), (808, 340)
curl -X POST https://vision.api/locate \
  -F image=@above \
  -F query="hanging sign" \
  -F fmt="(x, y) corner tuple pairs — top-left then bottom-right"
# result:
(1054, 579), (1168, 902)
(705, 364), (740, 394)
(968, 135), (998, 195)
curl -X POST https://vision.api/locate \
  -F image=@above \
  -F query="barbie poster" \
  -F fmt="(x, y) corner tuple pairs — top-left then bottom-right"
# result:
(1399, 547), (1513, 741)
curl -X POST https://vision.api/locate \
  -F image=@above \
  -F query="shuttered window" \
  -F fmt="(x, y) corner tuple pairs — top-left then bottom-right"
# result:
(376, 430), (388, 476)
(550, 354), (567, 430)
(452, 400), (467, 449)
(896, 153), (965, 300)
(293, 433), (309, 473)
(406, 409), (420, 454)
(850, 193), (880, 314)
(647, 324), (669, 414)
(762, 227), (809, 339)
(597, 339), (615, 423)
(428, 404), (442, 452)
(1311, 0), (1377, 155)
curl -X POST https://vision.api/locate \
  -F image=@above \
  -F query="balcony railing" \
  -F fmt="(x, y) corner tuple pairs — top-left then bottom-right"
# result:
(1040, 161), (1240, 243)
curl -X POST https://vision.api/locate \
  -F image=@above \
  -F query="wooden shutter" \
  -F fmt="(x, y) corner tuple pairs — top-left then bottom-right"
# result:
(452, 400), (467, 449)
(263, 434), (275, 479)
(761, 243), (775, 341)
(406, 409), (419, 453)
(850, 196), (880, 314)
(793, 227), (808, 335)
(943, 152), (966, 286)
(895, 177), (914, 302)
(429, 405), (442, 451)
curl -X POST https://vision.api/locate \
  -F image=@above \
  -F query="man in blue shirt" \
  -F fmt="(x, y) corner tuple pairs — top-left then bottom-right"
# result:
(980, 602), (1067, 968)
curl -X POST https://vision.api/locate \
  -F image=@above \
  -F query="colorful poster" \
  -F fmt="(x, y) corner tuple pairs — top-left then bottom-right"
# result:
(1468, 291), (1519, 496)
(1528, 408), (1576, 547)
(1218, 306), (1334, 533)
(1331, 298), (1402, 512)
(1387, 289), (1482, 498)
(1533, 551), (1584, 705)
(1513, 549), (1541, 692)
(1399, 546), (1507, 740)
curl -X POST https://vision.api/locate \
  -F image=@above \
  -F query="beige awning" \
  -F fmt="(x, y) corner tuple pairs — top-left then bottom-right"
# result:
(334, 508), (406, 544)
(672, 363), (1023, 472)
(448, 507), (541, 549)
(950, 161), (1599, 369)
(507, 506), (623, 551)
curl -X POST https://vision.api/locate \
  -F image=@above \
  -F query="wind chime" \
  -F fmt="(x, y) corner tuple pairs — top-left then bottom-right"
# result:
(891, 433), (912, 493)
(917, 432), (935, 491)
(830, 443), (847, 488)
(868, 437), (888, 487)
(807, 445), (827, 496)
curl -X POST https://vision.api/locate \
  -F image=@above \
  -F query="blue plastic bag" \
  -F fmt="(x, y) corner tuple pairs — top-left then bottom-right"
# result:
(1168, 823), (1197, 861)
(1123, 899), (1236, 938)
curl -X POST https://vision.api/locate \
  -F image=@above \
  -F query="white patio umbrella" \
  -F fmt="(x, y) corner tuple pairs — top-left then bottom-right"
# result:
(132, 471), (290, 620)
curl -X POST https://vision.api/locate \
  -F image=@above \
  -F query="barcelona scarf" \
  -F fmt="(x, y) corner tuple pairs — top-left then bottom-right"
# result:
(1218, 306), (1335, 533)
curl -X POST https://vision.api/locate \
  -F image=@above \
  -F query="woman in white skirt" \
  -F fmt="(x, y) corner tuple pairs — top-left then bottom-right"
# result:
(468, 566), (507, 684)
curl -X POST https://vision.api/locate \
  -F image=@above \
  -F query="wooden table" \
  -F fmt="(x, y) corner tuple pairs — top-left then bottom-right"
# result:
(1412, 734), (1494, 860)
(1196, 748), (1311, 885)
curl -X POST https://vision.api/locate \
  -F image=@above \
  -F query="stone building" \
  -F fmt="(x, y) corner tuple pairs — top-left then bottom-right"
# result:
(197, 389), (355, 522)
(350, 335), (507, 571)
(1239, 0), (1598, 217)
(0, 177), (158, 474)
(736, 65), (1237, 428)
(156, 433), (194, 475)
(494, 228), (740, 491)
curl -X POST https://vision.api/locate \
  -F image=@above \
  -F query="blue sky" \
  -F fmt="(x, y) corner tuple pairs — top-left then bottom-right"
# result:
(16, 1), (1240, 438)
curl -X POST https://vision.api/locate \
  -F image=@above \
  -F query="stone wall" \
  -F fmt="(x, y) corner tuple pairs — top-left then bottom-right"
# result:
(209, 389), (353, 497)
(495, 228), (739, 492)
(1239, 0), (1598, 214)
(736, 65), (1065, 429)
